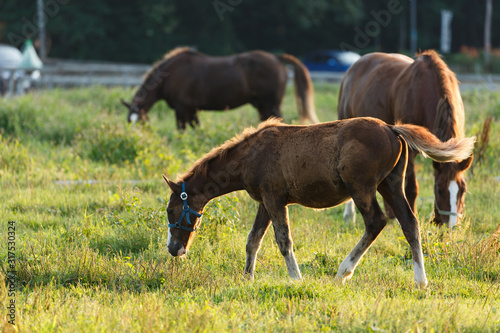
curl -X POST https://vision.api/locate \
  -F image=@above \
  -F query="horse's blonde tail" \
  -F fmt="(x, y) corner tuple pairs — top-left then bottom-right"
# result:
(391, 123), (475, 162)
(278, 54), (319, 124)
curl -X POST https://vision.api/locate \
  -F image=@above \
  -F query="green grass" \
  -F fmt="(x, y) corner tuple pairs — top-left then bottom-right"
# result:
(0, 83), (499, 332)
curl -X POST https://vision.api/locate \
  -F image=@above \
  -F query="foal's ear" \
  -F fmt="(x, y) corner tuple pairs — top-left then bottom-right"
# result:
(458, 154), (474, 171)
(120, 98), (131, 109)
(162, 175), (182, 193)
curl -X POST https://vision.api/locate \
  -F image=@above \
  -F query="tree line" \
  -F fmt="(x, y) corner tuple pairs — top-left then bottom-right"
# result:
(0, 0), (497, 64)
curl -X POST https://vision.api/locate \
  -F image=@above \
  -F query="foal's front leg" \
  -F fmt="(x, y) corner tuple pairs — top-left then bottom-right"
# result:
(244, 204), (272, 279)
(265, 202), (302, 280)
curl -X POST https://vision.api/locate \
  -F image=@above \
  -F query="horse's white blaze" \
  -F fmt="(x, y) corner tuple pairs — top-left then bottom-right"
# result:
(343, 199), (356, 224)
(130, 113), (139, 123)
(167, 227), (172, 247)
(448, 180), (459, 228)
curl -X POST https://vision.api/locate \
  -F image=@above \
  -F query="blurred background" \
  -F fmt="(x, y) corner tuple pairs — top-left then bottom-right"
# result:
(0, 1), (497, 62)
(0, 0), (498, 94)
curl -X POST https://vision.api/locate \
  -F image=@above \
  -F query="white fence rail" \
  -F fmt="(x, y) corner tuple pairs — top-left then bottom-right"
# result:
(3, 60), (500, 95)
(39, 61), (149, 88)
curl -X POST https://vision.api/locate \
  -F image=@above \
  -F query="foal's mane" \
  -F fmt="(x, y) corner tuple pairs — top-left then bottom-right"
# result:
(416, 50), (464, 140)
(178, 118), (284, 182)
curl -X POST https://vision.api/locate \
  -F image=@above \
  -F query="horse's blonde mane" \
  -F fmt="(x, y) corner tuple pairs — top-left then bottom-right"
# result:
(178, 118), (284, 182)
(416, 50), (459, 104)
(416, 50), (464, 140)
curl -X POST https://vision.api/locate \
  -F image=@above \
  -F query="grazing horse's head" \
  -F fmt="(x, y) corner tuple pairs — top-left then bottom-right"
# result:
(163, 176), (204, 257)
(432, 156), (473, 228)
(120, 99), (149, 123)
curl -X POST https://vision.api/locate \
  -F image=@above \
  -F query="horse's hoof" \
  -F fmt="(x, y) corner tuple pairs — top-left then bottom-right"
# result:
(415, 279), (429, 289)
(243, 272), (254, 281)
(335, 270), (353, 284)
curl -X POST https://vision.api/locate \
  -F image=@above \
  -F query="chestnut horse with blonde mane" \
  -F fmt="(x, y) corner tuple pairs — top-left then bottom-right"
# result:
(338, 50), (473, 227)
(121, 47), (318, 129)
(163, 118), (474, 288)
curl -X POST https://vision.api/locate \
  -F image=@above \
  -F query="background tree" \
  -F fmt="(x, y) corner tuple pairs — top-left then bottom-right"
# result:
(0, 0), (498, 63)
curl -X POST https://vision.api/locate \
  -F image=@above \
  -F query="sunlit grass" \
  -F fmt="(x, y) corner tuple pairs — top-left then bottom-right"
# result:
(0, 84), (498, 332)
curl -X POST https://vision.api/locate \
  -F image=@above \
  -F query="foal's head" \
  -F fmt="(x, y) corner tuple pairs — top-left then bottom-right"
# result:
(163, 176), (205, 257)
(432, 156), (473, 227)
(120, 99), (148, 123)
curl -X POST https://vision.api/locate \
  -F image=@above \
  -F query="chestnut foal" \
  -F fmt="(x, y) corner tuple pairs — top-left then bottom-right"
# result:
(164, 118), (474, 288)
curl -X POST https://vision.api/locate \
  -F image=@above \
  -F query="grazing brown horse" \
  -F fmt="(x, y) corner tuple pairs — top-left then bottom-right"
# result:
(121, 47), (318, 129)
(338, 50), (473, 228)
(163, 117), (475, 288)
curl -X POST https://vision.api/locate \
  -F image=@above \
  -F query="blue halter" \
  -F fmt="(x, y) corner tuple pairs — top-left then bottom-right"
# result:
(168, 183), (202, 232)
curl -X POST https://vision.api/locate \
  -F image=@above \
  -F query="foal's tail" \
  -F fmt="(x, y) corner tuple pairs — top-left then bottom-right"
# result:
(390, 123), (475, 162)
(278, 54), (319, 124)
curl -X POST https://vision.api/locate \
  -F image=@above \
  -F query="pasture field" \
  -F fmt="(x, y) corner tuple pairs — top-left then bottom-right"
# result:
(0, 83), (499, 332)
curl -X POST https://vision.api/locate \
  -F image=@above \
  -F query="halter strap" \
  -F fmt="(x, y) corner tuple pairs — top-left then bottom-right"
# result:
(168, 183), (202, 232)
(435, 201), (462, 218)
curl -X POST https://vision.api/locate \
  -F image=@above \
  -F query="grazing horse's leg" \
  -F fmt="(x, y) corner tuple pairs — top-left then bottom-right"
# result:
(187, 110), (199, 128)
(336, 192), (387, 283)
(343, 199), (356, 224)
(174, 108), (189, 130)
(244, 204), (272, 279)
(258, 107), (281, 121)
(377, 143), (428, 288)
(253, 98), (282, 121)
(175, 118), (186, 131)
(264, 201), (302, 280)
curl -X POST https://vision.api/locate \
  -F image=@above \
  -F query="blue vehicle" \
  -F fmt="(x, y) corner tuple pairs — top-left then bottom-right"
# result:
(303, 50), (361, 72)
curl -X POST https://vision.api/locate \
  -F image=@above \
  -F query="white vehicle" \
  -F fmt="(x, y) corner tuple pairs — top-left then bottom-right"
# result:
(0, 43), (42, 96)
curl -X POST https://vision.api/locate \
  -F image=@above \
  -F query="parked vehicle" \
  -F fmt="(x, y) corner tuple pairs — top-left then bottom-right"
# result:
(0, 44), (21, 95)
(0, 42), (42, 95)
(303, 50), (361, 72)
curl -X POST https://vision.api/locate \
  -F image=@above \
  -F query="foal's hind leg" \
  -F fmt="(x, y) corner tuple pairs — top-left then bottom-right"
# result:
(378, 176), (428, 288)
(384, 152), (417, 219)
(404, 150), (419, 213)
(264, 201), (302, 280)
(336, 191), (387, 283)
(244, 204), (272, 279)
(377, 145), (428, 288)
